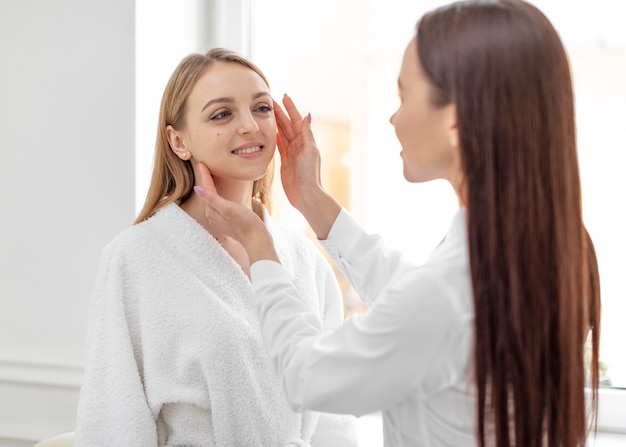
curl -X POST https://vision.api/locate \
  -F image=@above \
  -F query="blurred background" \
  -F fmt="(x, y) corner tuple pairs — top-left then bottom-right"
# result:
(1, 0), (624, 445)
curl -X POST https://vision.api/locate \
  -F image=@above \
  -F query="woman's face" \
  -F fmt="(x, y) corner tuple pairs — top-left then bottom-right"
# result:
(171, 62), (276, 184)
(390, 37), (459, 184)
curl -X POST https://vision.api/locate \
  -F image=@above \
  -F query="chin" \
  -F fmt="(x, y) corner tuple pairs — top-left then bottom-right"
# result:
(403, 169), (431, 184)
(402, 168), (417, 183)
(249, 169), (271, 182)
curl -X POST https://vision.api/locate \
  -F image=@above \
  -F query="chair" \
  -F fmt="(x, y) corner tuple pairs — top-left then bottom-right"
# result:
(32, 431), (74, 447)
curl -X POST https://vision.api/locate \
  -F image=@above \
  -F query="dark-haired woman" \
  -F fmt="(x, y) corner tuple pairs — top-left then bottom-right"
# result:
(195, 1), (601, 445)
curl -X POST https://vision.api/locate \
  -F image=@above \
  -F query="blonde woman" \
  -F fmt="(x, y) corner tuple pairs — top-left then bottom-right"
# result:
(75, 49), (358, 447)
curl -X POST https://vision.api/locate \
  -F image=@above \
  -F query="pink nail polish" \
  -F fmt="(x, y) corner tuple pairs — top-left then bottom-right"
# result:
(194, 186), (206, 197)
(306, 113), (312, 124)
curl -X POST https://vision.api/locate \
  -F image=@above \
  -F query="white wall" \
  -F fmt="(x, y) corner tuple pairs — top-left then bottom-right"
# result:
(0, 1), (135, 445)
(0, 1), (250, 445)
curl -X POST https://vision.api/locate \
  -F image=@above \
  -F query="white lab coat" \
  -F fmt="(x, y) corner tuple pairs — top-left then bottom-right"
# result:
(252, 207), (477, 446)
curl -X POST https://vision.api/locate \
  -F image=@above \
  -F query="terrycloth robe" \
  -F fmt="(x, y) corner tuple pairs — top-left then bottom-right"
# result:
(75, 203), (359, 447)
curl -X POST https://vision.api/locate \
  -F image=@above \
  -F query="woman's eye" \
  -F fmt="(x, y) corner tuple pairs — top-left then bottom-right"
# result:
(255, 104), (273, 113)
(210, 110), (231, 120)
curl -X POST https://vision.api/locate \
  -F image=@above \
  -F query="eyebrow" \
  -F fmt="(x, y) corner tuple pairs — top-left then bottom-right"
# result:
(201, 91), (271, 112)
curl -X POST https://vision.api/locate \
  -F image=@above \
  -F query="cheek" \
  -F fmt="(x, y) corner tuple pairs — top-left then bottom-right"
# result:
(190, 127), (222, 144)
(267, 134), (277, 149)
(261, 121), (277, 144)
(394, 105), (412, 134)
(395, 111), (416, 146)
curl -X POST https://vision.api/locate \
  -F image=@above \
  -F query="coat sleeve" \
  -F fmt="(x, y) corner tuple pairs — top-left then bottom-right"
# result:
(252, 260), (461, 417)
(319, 209), (416, 307)
(309, 250), (360, 446)
(74, 247), (158, 446)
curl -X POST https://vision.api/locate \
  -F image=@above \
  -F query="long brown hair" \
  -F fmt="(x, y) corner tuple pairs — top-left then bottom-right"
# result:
(135, 48), (274, 224)
(416, 0), (600, 445)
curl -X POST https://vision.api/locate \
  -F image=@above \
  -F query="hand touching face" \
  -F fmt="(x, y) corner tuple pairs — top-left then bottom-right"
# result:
(194, 162), (279, 264)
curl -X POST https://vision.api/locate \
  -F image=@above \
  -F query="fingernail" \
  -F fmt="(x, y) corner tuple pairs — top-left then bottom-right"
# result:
(306, 113), (312, 124)
(193, 186), (206, 197)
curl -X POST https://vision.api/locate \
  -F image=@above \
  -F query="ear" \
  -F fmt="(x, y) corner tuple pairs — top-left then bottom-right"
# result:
(447, 104), (458, 148)
(166, 125), (191, 160)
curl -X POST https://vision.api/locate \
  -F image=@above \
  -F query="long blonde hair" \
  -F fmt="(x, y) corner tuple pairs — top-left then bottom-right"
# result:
(135, 48), (274, 224)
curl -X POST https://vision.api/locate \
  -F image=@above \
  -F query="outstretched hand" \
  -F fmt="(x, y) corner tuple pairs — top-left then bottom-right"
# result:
(274, 95), (342, 240)
(194, 162), (279, 264)
(274, 94), (323, 211)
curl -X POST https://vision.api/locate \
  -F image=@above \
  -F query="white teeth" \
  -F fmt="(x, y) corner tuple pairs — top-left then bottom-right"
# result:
(232, 146), (261, 155)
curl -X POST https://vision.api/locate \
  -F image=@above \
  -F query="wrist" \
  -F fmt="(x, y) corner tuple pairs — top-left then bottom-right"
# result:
(243, 228), (280, 264)
(297, 188), (341, 240)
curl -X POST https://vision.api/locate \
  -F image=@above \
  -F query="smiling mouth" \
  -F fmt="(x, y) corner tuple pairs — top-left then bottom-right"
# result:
(231, 146), (263, 155)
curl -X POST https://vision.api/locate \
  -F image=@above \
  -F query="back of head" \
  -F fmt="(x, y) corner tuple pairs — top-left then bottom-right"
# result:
(416, 1), (600, 445)
(135, 48), (273, 224)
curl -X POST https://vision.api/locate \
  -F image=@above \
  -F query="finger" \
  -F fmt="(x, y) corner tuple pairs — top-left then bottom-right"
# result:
(301, 115), (316, 147)
(274, 99), (296, 143)
(282, 94), (304, 124)
(196, 162), (217, 195)
(276, 131), (286, 158)
(276, 130), (301, 160)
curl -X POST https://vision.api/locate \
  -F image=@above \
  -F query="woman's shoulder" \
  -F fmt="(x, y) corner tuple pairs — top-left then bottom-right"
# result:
(268, 220), (325, 261)
(102, 216), (153, 254)
(99, 204), (179, 261)
(270, 221), (314, 247)
(265, 214), (334, 279)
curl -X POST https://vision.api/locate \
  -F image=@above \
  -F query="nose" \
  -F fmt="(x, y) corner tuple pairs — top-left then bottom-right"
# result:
(239, 111), (260, 134)
(389, 110), (397, 126)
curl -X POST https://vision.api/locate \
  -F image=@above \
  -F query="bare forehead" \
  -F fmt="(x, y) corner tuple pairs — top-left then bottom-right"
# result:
(184, 62), (270, 116)
(398, 37), (420, 86)
(193, 62), (269, 96)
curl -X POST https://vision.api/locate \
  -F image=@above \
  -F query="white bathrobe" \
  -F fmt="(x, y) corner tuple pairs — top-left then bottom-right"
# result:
(75, 203), (359, 447)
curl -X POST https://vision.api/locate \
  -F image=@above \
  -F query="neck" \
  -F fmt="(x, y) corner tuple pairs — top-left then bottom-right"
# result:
(181, 177), (257, 231)
(212, 176), (255, 207)
(448, 166), (467, 207)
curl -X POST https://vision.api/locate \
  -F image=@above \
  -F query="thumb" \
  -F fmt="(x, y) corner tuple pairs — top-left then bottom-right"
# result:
(195, 162), (217, 198)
